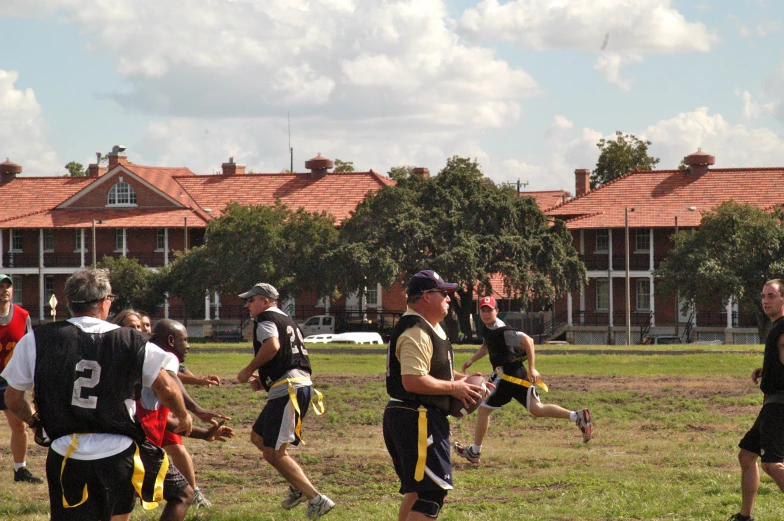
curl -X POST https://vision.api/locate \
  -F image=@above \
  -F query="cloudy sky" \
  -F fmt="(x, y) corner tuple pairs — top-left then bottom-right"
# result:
(2, 0), (783, 192)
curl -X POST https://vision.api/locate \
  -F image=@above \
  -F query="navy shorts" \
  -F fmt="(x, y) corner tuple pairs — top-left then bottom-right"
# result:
(0, 378), (8, 410)
(383, 400), (453, 495)
(253, 386), (312, 450)
(739, 402), (784, 463)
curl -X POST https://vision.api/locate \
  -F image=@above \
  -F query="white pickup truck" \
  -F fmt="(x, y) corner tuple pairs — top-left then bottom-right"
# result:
(298, 315), (384, 345)
(298, 315), (335, 337)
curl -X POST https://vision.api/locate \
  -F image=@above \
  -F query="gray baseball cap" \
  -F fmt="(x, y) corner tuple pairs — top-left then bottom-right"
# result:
(238, 283), (279, 301)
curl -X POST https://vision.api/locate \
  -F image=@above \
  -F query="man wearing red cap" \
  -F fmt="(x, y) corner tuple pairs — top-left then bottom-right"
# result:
(454, 295), (593, 464)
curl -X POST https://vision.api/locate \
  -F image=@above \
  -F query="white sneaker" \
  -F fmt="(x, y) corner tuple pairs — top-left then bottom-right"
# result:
(576, 408), (593, 443)
(453, 441), (481, 464)
(306, 494), (335, 519)
(192, 487), (212, 507)
(281, 486), (306, 509)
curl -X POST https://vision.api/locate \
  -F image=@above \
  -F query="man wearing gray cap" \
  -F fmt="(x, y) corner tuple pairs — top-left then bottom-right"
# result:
(236, 282), (334, 519)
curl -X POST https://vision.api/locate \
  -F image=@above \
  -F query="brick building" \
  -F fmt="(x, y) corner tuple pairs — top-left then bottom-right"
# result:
(542, 149), (780, 345)
(0, 147), (403, 329)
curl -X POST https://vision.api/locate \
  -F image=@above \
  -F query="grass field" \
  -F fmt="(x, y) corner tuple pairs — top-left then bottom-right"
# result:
(0, 344), (776, 520)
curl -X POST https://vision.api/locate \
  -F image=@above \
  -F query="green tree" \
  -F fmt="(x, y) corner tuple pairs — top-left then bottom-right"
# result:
(334, 159), (355, 172)
(64, 161), (86, 177)
(656, 201), (784, 340)
(337, 156), (586, 341)
(97, 256), (166, 315)
(164, 202), (339, 308)
(387, 165), (415, 181)
(592, 131), (660, 188)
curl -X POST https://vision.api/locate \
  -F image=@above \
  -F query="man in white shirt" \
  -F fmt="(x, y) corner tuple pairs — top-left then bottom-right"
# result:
(2, 269), (192, 521)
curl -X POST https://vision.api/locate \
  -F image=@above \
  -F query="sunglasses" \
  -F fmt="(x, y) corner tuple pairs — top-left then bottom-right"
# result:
(424, 289), (449, 297)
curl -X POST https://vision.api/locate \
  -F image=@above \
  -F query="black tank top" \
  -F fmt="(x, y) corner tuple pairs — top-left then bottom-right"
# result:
(253, 310), (312, 391)
(761, 316), (784, 395)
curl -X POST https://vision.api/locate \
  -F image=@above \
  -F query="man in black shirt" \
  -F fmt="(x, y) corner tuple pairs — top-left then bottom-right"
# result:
(731, 279), (784, 521)
(236, 282), (334, 519)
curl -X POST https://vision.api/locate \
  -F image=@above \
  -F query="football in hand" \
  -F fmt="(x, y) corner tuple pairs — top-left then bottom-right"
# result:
(449, 374), (489, 418)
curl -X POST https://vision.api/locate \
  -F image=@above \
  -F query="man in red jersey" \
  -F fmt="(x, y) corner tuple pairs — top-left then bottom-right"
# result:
(0, 274), (41, 483)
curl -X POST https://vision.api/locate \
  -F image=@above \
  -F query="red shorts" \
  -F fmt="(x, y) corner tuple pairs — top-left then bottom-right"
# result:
(161, 429), (183, 446)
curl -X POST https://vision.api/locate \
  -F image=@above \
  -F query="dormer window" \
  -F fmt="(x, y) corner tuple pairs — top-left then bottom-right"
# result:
(108, 181), (137, 206)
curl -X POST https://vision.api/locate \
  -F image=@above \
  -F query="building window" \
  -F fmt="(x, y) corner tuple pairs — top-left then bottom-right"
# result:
(11, 275), (22, 304)
(156, 229), (166, 251)
(636, 279), (651, 311)
(75, 229), (85, 251)
(10, 229), (22, 252)
(43, 229), (54, 251)
(596, 279), (609, 311)
(115, 229), (125, 251)
(635, 229), (650, 253)
(595, 229), (609, 253)
(45, 275), (55, 297)
(107, 181), (137, 206)
(366, 285), (378, 307)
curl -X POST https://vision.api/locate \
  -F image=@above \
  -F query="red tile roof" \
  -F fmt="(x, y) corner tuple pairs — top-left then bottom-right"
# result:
(0, 177), (94, 217)
(0, 208), (208, 228)
(520, 190), (571, 211)
(545, 168), (784, 229)
(175, 171), (395, 223)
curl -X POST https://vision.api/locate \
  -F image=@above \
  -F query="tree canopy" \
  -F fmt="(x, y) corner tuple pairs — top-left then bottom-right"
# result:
(98, 255), (166, 316)
(592, 131), (660, 188)
(65, 161), (86, 177)
(333, 159), (355, 172)
(656, 201), (784, 338)
(165, 202), (339, 308)
(337, 156), (586, 340)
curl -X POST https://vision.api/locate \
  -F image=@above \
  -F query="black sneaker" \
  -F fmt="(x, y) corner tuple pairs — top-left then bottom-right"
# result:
(728, 514), (754, 521)
(14, 467), (43, 484)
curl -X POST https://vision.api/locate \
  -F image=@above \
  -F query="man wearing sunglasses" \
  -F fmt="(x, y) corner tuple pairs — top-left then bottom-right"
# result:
(384, 270), (488, 521)
(2, 268), (192, 521)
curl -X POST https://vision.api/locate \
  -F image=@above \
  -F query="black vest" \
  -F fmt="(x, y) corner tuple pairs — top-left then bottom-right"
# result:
(761, 316), (784, 395)
(33, 321), (147, 442)
(253, 310), (312, 391)
(386, 314), (454, 415)
(483, 324), (527, 377)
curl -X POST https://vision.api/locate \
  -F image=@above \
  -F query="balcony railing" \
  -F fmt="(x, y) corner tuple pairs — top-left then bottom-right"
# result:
(572, 310), (654, 327)
(580, 254), (668, 272)
(43, 252), (82, 267)
(3, 252), (38, 268)
(1, 251), (175, 269)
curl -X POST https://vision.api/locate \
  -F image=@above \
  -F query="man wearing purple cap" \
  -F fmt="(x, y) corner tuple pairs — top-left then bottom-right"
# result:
(454, 295), (593, 465)
(384, 270), (488, 520)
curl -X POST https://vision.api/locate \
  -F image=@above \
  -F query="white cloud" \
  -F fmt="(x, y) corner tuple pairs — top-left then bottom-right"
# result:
(735, 89), (778, 120)
(0, 70), (60, 175)
(757, 20), (782, 36)
(593, 53), (644, 92)
(458, 0), (716, 91)
(739, 24), (751, 37)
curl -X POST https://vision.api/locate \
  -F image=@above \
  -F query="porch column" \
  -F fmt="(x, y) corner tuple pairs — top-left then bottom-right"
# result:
(0, 229), (4, 268)
(649, 228), (655, 327)
(122, 228), (127, 257)
(214, 291), (220, 320)
(567, 292), (573, 326)
(608, 229), (614, 328)
(204, 291), (211, 321)
(579, 230), (585, 324)
(80, 228), (86, 267)
(39, 229), (44, 268)
(164, 229), (169, 319)
(726, 297), (733, 329)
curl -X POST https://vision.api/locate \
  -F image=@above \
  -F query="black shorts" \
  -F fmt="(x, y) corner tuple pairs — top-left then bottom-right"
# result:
(739, 403), (784, 463)
(483, 370), (540, 411)
(46, 439), (181, 521)
(253, 386), (312, 450)
(0, 379), (8, 410)
(383, 400), (453, 496)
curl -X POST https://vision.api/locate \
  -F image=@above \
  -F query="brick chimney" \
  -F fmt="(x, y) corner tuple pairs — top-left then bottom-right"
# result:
(87, 152), (107, 177)
(575, 168), (591, 196)
(107, 145), (128, 169)
(304, 154), (333, 179)
(412, 167), (430, 179)
(0, 158), (21, 184)
(221, 157), (246, 175)
(683, 148), (715, 177)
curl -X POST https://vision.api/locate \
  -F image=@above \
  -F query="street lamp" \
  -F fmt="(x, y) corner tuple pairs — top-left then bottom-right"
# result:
(625, 207), (635, 346)
(92, 219), (105, 269)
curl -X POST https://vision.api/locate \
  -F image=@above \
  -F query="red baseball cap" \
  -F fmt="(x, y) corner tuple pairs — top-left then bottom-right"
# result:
(479, 296), (497, 309)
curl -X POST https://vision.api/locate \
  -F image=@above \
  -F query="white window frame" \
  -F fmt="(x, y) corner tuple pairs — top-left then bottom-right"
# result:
(366, 284), (380, 308)
(636, 279), (651, 311)
(156, 229), (166, 251)
(635, 229), (650, 253)
(74, 229), (84, 252)
(107, 180), (137, 207)
(43, 229), (55, 252)
(115, 229), (124, 252)
(595, 229), (609, 253)
(11, 275), (22, 304)
(10, 229), (22, 252)
(595, 279), (609, 311)
(44, 275), (55, 297)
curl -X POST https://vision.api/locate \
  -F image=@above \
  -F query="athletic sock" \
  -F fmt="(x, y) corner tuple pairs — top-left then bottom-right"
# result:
(569, 411), (578, 422)
(13, 462), (26, 471)
(470, 444), (482, 454)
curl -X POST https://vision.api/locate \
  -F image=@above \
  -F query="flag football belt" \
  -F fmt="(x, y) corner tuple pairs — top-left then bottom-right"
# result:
(495, 367), (549, 393)
(270, 377), (325, 442)
(60, 435), (167, 510)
